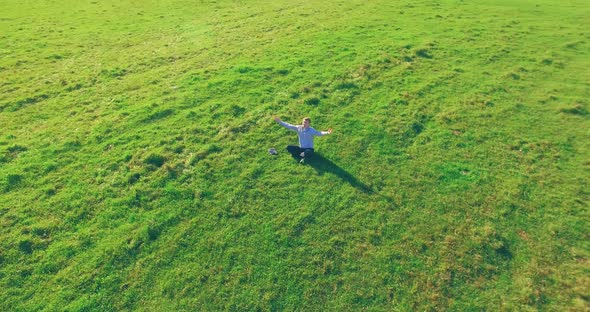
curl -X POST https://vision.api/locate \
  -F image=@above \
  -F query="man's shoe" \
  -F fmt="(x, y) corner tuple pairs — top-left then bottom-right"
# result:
(300, 152), (305, 157)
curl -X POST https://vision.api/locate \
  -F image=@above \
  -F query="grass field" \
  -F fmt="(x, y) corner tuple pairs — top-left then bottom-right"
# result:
(1, 0), (589, 310)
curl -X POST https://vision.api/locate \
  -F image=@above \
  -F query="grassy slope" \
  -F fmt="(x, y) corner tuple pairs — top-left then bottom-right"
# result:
(1, 0), (588, 310)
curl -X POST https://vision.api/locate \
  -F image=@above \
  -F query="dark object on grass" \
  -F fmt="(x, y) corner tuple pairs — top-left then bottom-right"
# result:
(268, 148), (278, 155)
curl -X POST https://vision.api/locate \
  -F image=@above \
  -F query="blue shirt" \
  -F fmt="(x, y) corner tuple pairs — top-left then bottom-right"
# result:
(278, 121), (327, 149)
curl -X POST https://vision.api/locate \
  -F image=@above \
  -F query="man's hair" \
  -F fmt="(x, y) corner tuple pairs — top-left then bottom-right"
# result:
(303, 117), (311, 123)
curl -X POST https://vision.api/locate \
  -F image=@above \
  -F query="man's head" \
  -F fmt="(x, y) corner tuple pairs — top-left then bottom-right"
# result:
(302, 117), (311, 128)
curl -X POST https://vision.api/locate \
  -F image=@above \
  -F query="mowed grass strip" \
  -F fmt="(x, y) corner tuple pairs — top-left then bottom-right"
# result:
(0, 0), (588, 310)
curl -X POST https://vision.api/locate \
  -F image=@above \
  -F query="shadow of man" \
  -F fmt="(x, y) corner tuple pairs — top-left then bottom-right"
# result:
(302, 153), (374, 194)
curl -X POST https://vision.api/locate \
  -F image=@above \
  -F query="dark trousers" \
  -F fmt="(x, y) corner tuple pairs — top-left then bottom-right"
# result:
(287, 145), (314, 160)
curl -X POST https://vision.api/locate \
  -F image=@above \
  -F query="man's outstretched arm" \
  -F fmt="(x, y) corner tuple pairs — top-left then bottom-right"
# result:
(315, 128), (333, 136)
(273, 116), (298, 131)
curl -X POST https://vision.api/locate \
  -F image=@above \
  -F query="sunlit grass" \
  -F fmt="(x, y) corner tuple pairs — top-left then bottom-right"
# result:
(1, 0), (588, 310)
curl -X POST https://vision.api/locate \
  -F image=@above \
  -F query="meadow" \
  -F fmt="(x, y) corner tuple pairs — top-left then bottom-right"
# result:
(1, 0), (588, 310)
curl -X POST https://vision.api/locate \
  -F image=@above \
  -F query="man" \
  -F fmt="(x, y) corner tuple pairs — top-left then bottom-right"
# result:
(273, 116), (333, 163)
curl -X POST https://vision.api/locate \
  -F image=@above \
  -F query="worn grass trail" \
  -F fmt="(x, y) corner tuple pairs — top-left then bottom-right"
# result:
(1, 0), (589, 310)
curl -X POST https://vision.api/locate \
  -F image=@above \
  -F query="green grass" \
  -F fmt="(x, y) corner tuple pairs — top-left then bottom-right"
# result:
(1, 0), (589, 310)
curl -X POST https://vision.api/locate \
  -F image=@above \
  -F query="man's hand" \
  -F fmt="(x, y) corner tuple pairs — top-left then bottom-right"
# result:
(273, 116), (281, 122)
(326, 128), (333, 134)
